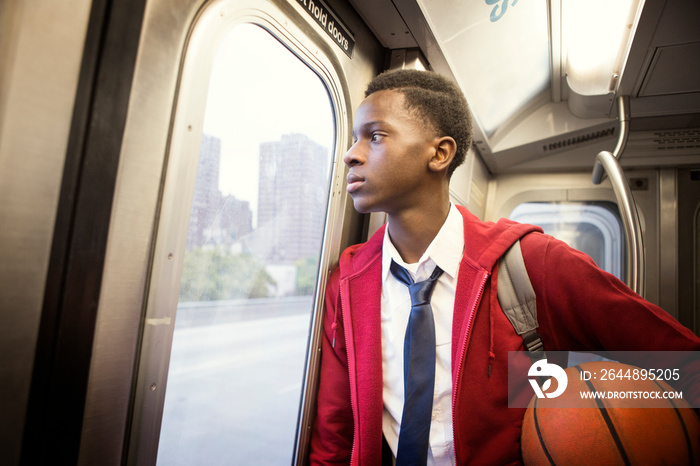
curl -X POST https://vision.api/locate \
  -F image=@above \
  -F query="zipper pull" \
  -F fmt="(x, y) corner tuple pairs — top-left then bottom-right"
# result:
(488, 350), (496, 378)
(331, 321), (338, 348)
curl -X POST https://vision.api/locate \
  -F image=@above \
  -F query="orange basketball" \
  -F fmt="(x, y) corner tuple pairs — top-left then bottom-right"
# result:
(521, 361), (700, 465)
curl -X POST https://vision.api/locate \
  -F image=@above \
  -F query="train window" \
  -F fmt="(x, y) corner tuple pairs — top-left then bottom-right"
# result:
(155, 24), (334, 465)
(510, 202), (624, 280)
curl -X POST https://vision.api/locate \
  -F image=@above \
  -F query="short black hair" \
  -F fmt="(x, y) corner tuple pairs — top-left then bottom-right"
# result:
(365, 69), (472, 178)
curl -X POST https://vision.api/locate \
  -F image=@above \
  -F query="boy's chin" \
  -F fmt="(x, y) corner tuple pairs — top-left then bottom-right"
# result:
(350, 193), (390, 215)
(350, 196), (381, 215)
(352, 203), (371, 214)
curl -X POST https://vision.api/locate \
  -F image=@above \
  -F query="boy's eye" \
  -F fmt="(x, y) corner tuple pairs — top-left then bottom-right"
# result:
(370, 133), (384, 142)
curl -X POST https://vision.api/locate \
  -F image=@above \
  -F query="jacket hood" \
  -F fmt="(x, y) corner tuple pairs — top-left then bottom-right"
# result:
(338, 205), (543, 278)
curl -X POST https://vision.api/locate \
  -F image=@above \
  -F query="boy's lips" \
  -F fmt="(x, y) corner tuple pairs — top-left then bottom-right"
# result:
(346, 173), (365, 193)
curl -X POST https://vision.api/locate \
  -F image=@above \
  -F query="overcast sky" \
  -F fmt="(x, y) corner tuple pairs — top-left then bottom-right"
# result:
(202, 24), (335, 210)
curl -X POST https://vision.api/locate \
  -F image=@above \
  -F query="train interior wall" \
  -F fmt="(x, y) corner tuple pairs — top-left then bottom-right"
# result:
(1, 0), (384, 464)
(480, 164), (700, 335)
(2, 0), (700, 465)
(0, 1), (92, 464)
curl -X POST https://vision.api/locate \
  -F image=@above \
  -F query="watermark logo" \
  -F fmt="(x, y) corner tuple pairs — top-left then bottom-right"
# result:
(528, 359), (568, 398)
(508, 351), (699, 408)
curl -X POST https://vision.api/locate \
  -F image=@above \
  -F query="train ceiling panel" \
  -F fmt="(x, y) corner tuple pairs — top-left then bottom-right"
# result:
(345, 0), (417, 49)
(410, 0), (552, 137)
(348, 0), (700, 173)
(639, 43), (700, 97)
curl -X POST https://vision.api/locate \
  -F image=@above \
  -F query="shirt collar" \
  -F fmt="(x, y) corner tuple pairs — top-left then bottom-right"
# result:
(382, 203), (464, 283)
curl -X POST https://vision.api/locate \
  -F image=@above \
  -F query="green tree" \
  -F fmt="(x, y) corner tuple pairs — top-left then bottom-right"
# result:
(295, 255), (319, 296)
(179, 247), (276, 301)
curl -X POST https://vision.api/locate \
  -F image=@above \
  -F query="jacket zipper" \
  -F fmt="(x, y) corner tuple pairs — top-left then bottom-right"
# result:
(452, 271), (489, 465)
(339, 281), (358, 465)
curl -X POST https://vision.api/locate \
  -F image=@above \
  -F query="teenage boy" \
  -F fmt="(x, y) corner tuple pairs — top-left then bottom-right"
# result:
(309, 69), (700, 465)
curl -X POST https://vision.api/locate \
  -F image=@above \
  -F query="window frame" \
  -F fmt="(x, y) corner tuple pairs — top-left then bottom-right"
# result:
(509, 201), (625, 280)
(127, 3), (351, 465)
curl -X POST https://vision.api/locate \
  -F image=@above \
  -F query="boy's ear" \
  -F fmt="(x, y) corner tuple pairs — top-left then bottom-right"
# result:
(428, 136), (457, 174)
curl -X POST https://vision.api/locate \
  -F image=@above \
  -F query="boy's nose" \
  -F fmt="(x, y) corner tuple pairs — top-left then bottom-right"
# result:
(343, 142), (363, 167)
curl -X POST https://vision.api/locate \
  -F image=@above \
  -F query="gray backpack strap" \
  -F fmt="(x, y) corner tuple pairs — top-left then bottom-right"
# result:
(497, 240), (546, 364)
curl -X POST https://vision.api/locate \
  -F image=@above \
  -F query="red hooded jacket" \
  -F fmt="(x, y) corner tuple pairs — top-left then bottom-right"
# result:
(309, 205), (700, 465)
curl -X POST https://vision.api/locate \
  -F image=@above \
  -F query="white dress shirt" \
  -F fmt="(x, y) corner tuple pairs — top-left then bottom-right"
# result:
(381, 204), (464, 466)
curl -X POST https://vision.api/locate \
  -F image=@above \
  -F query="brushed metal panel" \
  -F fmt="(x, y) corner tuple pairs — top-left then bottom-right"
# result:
(0, 2), (91, 464)
(77, 1), (202, 464)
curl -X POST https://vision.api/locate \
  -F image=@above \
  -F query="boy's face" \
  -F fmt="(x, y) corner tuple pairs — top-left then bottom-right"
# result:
(344, 89), (440, 215)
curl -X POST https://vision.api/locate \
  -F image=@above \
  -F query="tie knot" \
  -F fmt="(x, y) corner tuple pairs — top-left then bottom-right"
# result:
(390, 260), (444, 306)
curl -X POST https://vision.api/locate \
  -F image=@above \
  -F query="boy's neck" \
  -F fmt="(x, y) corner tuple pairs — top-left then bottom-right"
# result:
(387, 200), (451, 264)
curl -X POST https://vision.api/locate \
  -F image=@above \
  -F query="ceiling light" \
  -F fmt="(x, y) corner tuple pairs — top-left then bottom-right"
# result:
(564, 0), (644, 96)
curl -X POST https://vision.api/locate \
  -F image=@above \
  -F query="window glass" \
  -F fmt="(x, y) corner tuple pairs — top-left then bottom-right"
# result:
(510, 202), (624, 280)
(156, 24), (334, 465)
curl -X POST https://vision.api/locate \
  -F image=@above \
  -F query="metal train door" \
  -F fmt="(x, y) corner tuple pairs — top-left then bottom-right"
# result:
(18, 0), (380, 464)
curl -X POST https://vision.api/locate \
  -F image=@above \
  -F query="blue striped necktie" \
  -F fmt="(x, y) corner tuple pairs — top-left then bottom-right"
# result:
(390, 260), (444, 466)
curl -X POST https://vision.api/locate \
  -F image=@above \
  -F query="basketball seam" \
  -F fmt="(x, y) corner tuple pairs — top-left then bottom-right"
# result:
(574, 365), (632, 466)
(651, 378), (694, 465)
(532, 396), (557, 466)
